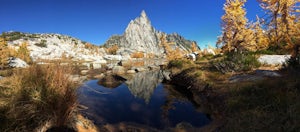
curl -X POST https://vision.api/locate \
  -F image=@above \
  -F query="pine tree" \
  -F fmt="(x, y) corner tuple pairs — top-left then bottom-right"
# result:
(217, 0), (256, 53)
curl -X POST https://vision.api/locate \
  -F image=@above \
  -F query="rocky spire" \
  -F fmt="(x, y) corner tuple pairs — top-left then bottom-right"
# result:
(103, 10), (198, 56)
(121, 10), (162, 54)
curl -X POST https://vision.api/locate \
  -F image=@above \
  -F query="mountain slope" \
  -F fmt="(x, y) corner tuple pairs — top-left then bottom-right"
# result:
(103, 10), (199, 57)
(1, 32), (107, 63)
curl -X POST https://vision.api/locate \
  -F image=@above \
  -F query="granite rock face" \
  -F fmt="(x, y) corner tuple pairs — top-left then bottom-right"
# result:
(3, 32), (107, 63)
(104, 10), (199, 57)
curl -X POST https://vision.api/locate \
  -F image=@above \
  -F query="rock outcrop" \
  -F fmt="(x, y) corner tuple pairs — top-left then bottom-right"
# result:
(2, 32), (107, 63)
(8, 57), (29, 68)
(258, 55), (291, 65)
(103, 10), (199, 57)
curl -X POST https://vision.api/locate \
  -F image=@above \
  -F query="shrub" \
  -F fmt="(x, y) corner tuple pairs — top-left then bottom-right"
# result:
(17, 42), (32, 64)
(35, 40), (47, 48)
(0, 32), (25, 41)
(130, 52), (144, 58)
(212, 52), (261, 73)
(168, 59), (192, 69)
(106, 45), (119, 55)
(1, 64), (78, 131)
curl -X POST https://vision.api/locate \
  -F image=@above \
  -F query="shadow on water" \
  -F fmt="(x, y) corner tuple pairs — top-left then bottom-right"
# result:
(77, 70), (211, 129)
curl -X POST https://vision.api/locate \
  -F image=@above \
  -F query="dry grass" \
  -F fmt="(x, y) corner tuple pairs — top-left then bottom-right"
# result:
(223, 73), (300, 131)
(0, 64), (79, 131)
(106, 45), (119, 55)
(130, 51), (144, 58)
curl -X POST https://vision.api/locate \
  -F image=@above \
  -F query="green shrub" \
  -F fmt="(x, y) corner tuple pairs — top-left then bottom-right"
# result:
(213, 52), (261, 73)
(168, 60), (184, 69)
(34, 40), (47, 48)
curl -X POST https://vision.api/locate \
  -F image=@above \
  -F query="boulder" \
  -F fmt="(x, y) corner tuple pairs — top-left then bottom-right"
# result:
(112, 66), (126, 75)
(103, 55), (122, 61)
(127, 70), (136, 74)
(255, 70), (281, 77)
(80, 70), (89, 75)
(8, 57), (28, 68)
(258, 55), (291, 65)
(135, 67), (147, 72)
(162, 70), (171, 81)
(93, 73), (105, 79)
(229, 70), (281, 83)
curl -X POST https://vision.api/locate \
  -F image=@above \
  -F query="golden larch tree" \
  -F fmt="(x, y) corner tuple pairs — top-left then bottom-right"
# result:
(258, 0), (300, 48)
(217, 0), (256, 53)
(160, 34), (183, 60)
(252, 16), (270, 50)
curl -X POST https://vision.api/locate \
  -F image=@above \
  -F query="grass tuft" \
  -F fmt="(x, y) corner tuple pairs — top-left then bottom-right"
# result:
(0, 64), (79, 131)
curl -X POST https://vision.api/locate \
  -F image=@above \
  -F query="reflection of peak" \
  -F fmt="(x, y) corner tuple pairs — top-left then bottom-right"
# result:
(125, 71), (163, 103)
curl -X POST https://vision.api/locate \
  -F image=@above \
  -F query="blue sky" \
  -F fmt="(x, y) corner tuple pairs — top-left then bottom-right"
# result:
(0, 0), (264, 48)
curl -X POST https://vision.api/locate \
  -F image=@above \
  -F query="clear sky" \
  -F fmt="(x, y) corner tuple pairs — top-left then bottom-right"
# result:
(0, 0), (264, 48)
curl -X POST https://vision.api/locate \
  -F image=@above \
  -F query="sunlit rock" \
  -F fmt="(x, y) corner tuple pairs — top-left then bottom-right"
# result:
(103, 10), (198, 57)
(8, 57), (28, 68)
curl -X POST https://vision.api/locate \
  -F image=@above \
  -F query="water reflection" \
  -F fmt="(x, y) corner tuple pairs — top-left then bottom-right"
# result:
(78, 71), (210, 129)
(125, 71), (164, 103)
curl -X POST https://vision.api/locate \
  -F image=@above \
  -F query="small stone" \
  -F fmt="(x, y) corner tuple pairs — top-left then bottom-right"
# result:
(127, 70), (136, 74)
(112, 66), (126, 75)
(81, 70), (89, 75)
(94, 73), (105, 79)
(8, 57), (28, 68)
(135, 67), (146, 72)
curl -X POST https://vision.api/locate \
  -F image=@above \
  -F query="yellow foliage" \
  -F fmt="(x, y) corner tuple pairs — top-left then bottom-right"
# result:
(16, 42), (32, 64)
(130, 51), (144, 58)
(160, 34), (183, 60)
(84, 43), (94, 49)
(217, 0), (256, 52)
(106, 45), (119, 55)
(0, 37), (16, 68)
(191, 42), (199, 52)
(253, 16), (270, 50)
(259, 0), (299, 44)
(145, 53), (156, 59)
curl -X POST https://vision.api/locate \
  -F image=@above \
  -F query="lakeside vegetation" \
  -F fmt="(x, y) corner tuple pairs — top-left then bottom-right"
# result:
(0, 64), (78, 131)
(0, 0), (299, 131)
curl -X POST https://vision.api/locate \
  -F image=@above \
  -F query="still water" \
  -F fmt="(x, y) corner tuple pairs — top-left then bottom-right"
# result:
(77, 71), (211, 129)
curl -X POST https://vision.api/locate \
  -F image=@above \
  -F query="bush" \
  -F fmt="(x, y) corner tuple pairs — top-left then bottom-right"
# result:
(0, 64), (78, 131)
(106, 45), (119, 55)
(213, 53), (261, 73)
(285, 54), (300, 71)
(35, 40), (47, 48)
(168, 59), (192, 69)
(0, 32), (25, 41)
(130, 52), (144, 58)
